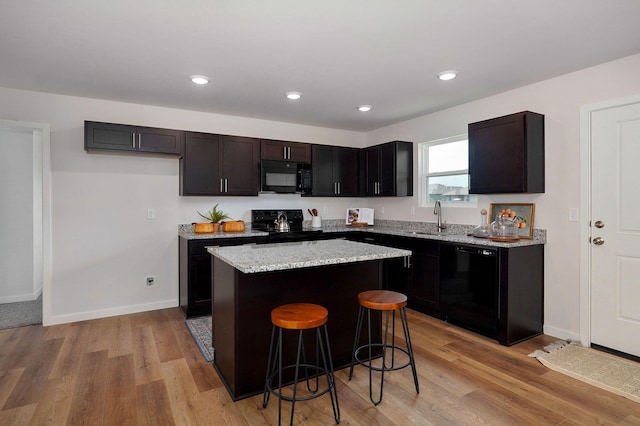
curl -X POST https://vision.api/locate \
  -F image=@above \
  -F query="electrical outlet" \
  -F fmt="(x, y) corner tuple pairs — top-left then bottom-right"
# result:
(147, 208), (155, 220)
(146, 276), (155, 287)
(410, 206), (415, 216)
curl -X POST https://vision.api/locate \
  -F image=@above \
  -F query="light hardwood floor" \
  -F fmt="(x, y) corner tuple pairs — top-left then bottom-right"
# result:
(1, 307), (638, 425)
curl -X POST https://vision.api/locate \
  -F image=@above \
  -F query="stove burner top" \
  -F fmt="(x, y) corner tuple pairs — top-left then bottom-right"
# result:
(251, 209), (324, 242)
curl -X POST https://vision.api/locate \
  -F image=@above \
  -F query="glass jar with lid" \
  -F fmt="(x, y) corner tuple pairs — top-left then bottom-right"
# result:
(490, 215), (519, 240)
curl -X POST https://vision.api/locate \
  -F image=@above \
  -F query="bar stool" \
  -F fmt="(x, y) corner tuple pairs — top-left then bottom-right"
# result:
(263, 303), (340, 425)
(348, 290), (419, 405)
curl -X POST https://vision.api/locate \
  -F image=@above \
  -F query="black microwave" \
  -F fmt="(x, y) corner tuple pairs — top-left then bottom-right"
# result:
(260, 160), (312, 194)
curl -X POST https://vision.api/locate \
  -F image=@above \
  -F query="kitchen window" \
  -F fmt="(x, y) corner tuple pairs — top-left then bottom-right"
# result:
(419, 135), (476, 206)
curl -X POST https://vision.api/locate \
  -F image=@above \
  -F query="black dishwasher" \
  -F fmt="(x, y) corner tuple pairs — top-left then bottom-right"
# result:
(440, 243), (499, 339)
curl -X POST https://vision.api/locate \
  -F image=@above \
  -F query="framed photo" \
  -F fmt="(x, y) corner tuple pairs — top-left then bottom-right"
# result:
(488, 203), (535, 239)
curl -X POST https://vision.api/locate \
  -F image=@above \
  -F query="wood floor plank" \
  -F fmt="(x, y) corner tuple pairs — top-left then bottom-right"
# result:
(0, 369), (23, 411)
(0, 325), (46, 371)
(149, 310), (183, 363)
(27, 374), (77, 426)
(65, 350), (108, 425)
(136, 379), (175, 426)
(0, 403), (36, 426)
(103, 354), (137, 425)
(131, 324), (164, 386)
(2, 337), (63, 410)
(160, 358), (212, 425)
(48, 323), (91, 379)
(108, 315), (134, 358)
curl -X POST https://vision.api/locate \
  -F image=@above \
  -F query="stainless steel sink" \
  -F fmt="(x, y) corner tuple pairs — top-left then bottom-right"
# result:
(404, 230), (448, 236)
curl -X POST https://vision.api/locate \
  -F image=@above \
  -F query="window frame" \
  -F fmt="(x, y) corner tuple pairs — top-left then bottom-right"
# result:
(419, 134), (477, 208)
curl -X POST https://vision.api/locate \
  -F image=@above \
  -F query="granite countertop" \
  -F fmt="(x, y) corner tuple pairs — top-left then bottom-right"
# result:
(207, 239), (412, 274)
(179, 224), (268, 240)
(180, 221), (546, 248)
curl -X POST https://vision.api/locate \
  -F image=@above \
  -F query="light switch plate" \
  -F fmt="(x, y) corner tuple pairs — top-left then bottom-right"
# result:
(568, 208), (578, 222)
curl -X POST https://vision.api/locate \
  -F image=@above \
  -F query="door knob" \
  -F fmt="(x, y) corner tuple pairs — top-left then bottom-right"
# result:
(594, 220), (605, 228)
(592, 237), (605, 245)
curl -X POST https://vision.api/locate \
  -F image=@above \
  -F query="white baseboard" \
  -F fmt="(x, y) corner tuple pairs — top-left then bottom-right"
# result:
(543, 324), (581, 342)
(0, 287), (42, 304)
(43, 299), (179, 326)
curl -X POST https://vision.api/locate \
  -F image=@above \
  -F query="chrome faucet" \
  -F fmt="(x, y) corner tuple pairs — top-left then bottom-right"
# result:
(434, 200), (446, 232)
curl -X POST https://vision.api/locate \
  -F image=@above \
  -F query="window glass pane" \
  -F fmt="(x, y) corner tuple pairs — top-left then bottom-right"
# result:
(428, 140), (468, 173)
(427, 174), (470, 203)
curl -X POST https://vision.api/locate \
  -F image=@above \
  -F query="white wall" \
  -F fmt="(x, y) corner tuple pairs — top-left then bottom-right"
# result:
(0, 128), (36, 302)
(365, 53), (640, 340)
(0, 87), (364, 325)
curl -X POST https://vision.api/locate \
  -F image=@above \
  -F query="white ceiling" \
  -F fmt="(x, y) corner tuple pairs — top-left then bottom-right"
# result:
(2, 1), (640, 131)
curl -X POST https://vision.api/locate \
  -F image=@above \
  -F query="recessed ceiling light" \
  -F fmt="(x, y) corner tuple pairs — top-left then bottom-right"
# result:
(438, 70), (457, 81)
(286, 92), (302, 100)
(358, 105), (372, 112)
(190, 75), (210, 85)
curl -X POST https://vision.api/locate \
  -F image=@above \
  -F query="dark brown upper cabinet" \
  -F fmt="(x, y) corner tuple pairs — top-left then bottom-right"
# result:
(310, 145), (359, 196)
(260, 139), (311, 163)
(180, 132), (260, 196)
(362, 141), (413, 197)
(468, 111), (544, 194)
(84, 121), (184, 156)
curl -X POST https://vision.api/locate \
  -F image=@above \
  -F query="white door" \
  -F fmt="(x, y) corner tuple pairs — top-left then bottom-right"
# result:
(589, 100), (640, 358)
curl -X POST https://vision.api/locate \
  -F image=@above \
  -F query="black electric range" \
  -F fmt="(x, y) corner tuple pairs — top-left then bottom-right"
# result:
(251, 209), (324, 242)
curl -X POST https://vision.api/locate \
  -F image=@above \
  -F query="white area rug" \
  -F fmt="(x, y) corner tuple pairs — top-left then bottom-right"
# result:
(530, 340), (640, 404)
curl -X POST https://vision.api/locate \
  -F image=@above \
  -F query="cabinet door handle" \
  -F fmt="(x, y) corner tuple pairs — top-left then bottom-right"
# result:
(337, 182), (341, 195)
(287, 146), (291, 159)
(283, 146), (287, 159)
(220, 178), (224, 193)
(138, 133), (141, 149)
(132, 133), (136, 148)
(225, 178), (228, 193)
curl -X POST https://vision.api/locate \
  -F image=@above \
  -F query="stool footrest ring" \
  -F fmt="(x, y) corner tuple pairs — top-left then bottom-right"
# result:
(265, 364), (336, 403)
(353, 344), (412, 372)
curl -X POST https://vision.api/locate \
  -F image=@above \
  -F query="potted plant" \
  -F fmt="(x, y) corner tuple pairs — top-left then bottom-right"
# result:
(194, 204), (230, 233)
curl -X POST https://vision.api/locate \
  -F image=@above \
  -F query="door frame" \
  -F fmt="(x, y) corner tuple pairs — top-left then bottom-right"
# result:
(579, 93), (640, 347)
(0, 119), (51, 325)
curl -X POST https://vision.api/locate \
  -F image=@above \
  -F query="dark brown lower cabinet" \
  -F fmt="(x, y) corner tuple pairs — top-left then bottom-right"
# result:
(378, 235), (441, 317)
(179, 236), (266, 317)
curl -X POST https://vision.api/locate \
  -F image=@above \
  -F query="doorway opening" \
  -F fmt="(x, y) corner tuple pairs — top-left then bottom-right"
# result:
(0, 119), (51, 329)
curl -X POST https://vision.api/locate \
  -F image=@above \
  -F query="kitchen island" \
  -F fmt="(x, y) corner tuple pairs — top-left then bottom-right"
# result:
(207, 239), (411, 401)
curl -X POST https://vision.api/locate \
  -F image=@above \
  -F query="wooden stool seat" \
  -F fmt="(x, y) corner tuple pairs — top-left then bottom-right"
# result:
(357, 290), (407, 311)
(271, 303), (328, 330)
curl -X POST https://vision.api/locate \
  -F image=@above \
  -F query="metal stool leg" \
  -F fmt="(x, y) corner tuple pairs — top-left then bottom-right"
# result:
(318, 325), (340, 423)
(400, 307), (419, 394)
(263, 324), (277, 408)
(348, 306), (364, 380)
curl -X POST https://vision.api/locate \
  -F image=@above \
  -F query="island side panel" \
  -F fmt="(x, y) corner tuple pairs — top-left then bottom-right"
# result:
(212, 256), (238, 395)
(214, 258), (383, 401)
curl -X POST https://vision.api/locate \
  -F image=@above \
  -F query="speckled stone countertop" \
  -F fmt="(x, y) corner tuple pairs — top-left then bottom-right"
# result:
(207, 239), (412, 274)
(179, 224), (268, 240)
(180, 220), (545, 248)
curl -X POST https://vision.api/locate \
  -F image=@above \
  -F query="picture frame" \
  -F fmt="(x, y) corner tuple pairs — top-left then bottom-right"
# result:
(488, 203), (535, 239)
